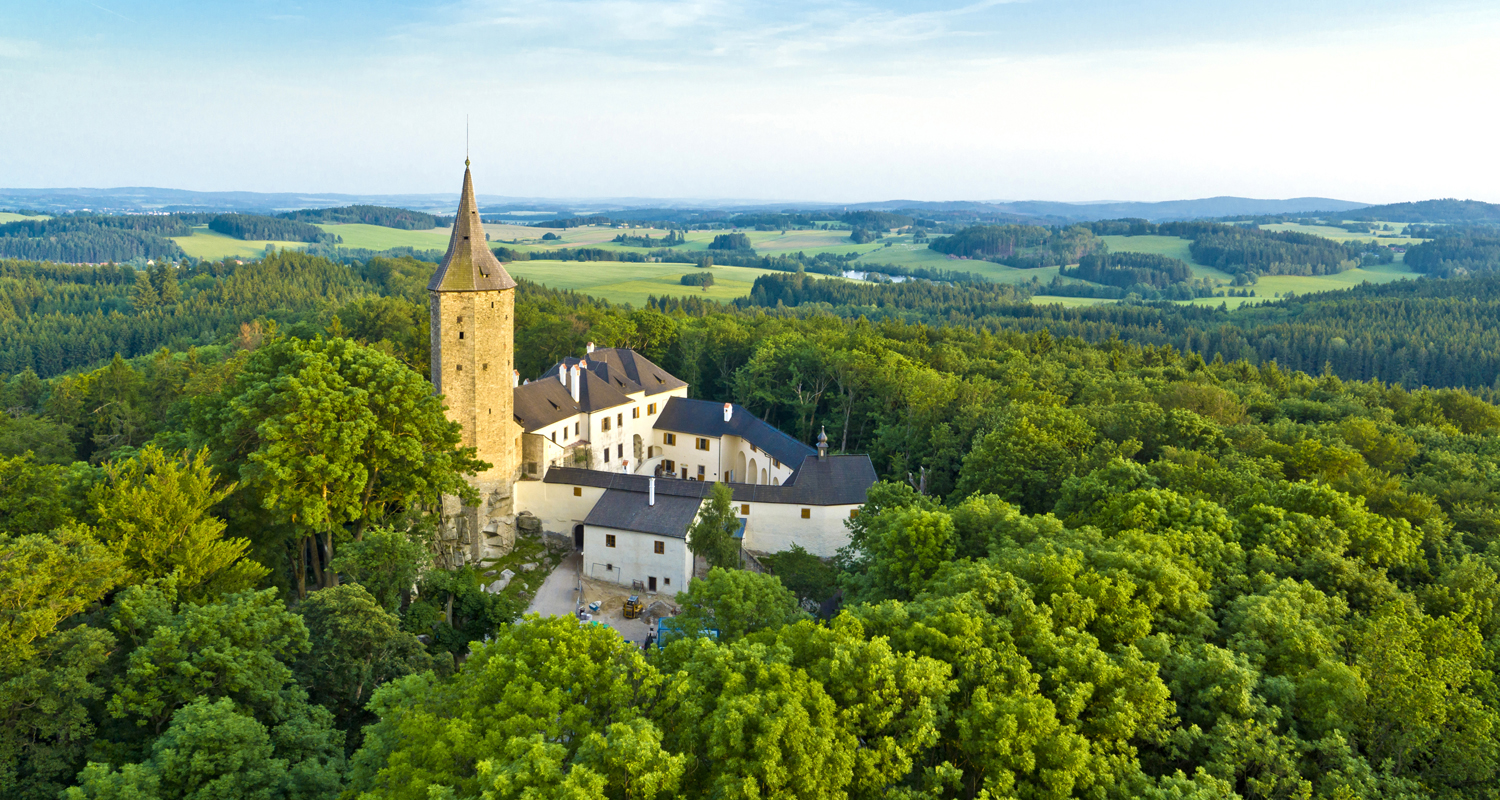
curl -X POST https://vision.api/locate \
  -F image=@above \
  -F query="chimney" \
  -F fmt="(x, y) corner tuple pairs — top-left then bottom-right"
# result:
(557, 365), (566, 386)
(723, 403), (732, 422)
(569, 364), (581, 403)
(648, 477), (656, 506)
(817, 426), (829, 459)
(512, 369), (519, 388)
(586, 342), (596, 354)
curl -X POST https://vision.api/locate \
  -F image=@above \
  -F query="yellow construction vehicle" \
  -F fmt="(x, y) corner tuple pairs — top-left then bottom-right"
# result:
(624, 595), (645, 620)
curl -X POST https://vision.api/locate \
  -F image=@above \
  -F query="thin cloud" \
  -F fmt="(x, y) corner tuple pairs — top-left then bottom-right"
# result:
(84, 1), (136, 23)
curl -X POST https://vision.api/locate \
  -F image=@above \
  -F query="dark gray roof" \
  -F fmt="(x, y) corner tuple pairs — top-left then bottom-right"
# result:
(544, 452), (876, 506)
(428, 166), (517, 293)
(539, 349), (686, 398)
(584, 488), (702, 538)
(512, 368), (633, 431)
(513, 378), (579, 431)
(653, 397), (816, 467)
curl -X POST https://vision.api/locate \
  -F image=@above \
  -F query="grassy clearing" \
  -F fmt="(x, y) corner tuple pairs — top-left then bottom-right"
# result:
(506, 260), (782, 306)
(1031, 295), (1118, 307)
(0, 212), (49, 225)
(316, 223), (452, 251)
(171, 226), (309, 260)
(1260, 222), (1425, 246)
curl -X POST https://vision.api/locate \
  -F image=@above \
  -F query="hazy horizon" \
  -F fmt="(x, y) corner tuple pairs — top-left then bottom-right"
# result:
(4, 0), (1498, 203)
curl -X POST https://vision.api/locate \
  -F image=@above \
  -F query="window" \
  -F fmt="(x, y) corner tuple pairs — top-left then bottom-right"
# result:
(617, 444), (623, 458)
(456, 316), (463, 323)
(662, 459), (675, 472)
(664, 433), (676, 446)
(456, 364), (462, 372)
(526, 462), (537, 474)
(695, 437), (710, 451)
(664, 577), (671, 586)
(602, 418), (611, 432)
(458, 331), (464, 339)
(801, 508), (811, 519)
(482, 363), (488, 371)
(632, 407), (640, 419)
(697, 465), (706, 479)
(574, 423), (579, 436)
(654, 541), (665, 554)
(551, 431), (557, 443)
(573, 487), (582, 497)
(740, 503), (750, 515)
(603, 448), (610, 463)
(772, 458), (780, 468)
(648, 403), (657, 414)
(605, 534), (616, 548)
(617, 413), (623, 426)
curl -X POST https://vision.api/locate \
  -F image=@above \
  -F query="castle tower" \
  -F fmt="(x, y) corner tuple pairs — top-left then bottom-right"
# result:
(429, 162), (520, 563)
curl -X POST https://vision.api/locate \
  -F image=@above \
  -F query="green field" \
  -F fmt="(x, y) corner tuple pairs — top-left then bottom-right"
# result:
(171, 226), (310, 260)
(506, 260), (783, 307)
(0, 212), (48, 224)
(1031, 295), (1118, 307)
(316, 223), (453, 251)
(1261, 222), (1425, 246)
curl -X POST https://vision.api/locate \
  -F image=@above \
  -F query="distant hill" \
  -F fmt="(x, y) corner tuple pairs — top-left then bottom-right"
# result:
(781, 196), (1369, 223)
(0, 186), (1370, 223)
(1343, 199), (1500, 224)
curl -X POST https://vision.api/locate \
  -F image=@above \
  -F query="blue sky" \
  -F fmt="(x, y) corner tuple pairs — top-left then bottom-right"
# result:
(2, 0), (1497, 202)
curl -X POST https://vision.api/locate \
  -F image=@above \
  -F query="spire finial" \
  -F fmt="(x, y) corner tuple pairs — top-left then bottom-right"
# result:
(465, 115), (470, 168)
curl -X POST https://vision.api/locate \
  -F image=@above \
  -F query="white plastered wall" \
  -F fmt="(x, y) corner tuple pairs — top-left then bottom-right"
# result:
(582, 525), (693, 595)
(739, 501), (857, 558)
(514, 480), (604, 537)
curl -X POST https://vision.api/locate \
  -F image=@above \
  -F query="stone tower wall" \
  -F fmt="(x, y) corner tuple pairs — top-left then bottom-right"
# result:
(430, 287), (521, 564)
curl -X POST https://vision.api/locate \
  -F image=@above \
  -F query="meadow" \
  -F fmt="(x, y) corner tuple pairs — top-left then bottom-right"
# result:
(0, 212), (48, 224)
(1260, 221), (1425, 245)
(159, 220), (1429, 309)
(171, 226), (310, 260)
(505, 260), (783, 307)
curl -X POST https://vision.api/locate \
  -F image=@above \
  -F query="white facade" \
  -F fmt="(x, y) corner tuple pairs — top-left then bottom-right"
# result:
(582, 525), (692, 594)
(737, 500), (860, 558)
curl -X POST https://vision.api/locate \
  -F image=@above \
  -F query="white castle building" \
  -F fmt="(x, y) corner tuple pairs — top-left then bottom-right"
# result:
(430, 164), (876, 594)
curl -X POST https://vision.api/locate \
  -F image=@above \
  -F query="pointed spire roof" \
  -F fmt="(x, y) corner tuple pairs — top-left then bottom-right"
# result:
(428, 164), (517, 292)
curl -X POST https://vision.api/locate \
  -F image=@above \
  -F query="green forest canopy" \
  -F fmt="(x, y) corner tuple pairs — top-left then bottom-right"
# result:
(8, 255), (1500, 797)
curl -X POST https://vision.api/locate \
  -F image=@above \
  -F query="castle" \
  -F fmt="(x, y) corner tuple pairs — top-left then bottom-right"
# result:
(430, 164), (875, 593)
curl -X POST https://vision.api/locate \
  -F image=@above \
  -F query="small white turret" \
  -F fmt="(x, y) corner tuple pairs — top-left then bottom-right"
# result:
(569, 363), (581, 403)
(586, 342), (596, 354)
(723, 403), (733, 422)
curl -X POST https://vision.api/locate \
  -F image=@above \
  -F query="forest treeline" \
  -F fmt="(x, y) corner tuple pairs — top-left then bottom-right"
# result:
(737, 269), (1500, 390)
(8, 257), (1500, 797)
(0, 215), (190, 262)
(930, 220), (1391, 278)
(279, 205), (451, 230)
(1404, 232), (1500, 277)
(1061, 251), (1195, 288)
(207, 214), (336, 243)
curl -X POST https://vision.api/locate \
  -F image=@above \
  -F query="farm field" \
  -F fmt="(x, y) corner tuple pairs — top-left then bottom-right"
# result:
(315, 223), (453, 251)
(1261, 222), (1425, 245)
(171, 226), (310, 260)
(0, 212), (49, 224)
(1031, 295), (1117, 307)
(506, 260), (783, 307)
